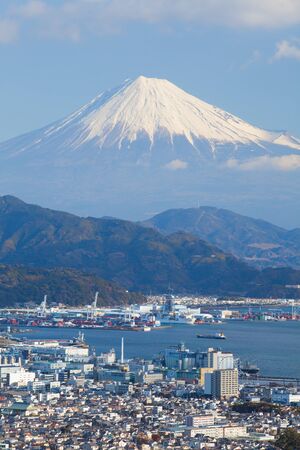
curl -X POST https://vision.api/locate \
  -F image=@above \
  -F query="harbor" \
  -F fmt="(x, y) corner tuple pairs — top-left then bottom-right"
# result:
(8, 317), (300, 379)
(0, 294), (300, 378)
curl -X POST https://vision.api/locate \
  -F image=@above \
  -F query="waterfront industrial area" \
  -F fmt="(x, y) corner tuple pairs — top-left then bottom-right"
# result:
(1, 294), (299, 333)
(0, 295), (299, 449)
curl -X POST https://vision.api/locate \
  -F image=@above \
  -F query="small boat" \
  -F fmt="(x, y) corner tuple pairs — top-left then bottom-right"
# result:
(197, 332), (226, 340)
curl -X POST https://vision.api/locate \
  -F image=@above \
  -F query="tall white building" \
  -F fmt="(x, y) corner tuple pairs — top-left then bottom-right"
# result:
(207, 348), (234, 370)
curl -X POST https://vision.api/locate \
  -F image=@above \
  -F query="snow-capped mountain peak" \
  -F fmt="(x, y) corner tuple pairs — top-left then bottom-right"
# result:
(0, 76), (299, 227)
(32, 75), (300, 152)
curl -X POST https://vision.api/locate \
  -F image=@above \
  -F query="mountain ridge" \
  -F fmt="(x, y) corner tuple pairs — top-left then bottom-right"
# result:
(144, 206), (300, 269)
(0, 195), (299, 298)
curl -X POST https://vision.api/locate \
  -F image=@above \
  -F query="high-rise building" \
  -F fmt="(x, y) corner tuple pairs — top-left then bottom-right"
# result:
(210, 368), (239, 399)
(207, 348), (234, 370)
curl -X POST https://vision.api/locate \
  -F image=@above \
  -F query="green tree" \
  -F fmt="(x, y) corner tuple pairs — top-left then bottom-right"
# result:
(276, 428), (300, 450)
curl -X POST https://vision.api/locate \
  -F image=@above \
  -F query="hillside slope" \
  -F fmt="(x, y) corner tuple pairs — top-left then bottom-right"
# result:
(0, 265), (144, 307)
(0, 196), (299, 297)
(144, 207), (300, 269)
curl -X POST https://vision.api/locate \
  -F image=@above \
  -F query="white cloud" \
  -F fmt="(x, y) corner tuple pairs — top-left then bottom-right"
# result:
(0, 19), (18, 44)
(95, 0), (300, 28)
(165, 159), (188, 170)
(272, 39), (300, 61)
(227, 155), (300, 171)
(2, 0), (300, 43)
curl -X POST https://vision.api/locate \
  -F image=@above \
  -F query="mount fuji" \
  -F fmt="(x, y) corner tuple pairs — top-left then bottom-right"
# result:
(0, 76), (299, 226)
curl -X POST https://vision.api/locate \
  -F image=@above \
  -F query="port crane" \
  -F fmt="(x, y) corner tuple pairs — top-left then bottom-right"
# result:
(87, 292), (99, 319)
(37, 295), (48, 317)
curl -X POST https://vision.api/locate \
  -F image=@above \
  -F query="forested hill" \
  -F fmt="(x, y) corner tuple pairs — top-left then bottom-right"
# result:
(0, 265), (145, 307)
(0, 195), (299, 298)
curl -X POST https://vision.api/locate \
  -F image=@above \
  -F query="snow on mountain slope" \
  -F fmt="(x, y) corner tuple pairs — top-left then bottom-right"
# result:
(1, 76), (299, 158)
(78, 75), (277, 149)
(0, 76), (300, 227)
(272, 133), (300, 150)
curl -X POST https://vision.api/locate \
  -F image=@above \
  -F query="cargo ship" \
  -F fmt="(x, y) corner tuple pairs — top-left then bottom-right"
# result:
(197, 332), (226, 340)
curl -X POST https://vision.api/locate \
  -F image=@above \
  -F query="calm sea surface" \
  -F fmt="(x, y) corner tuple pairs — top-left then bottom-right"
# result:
(15, 319), (300, 378)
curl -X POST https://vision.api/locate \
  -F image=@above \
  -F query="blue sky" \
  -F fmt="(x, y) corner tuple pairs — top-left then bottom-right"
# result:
(0, 0), (300, 142)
